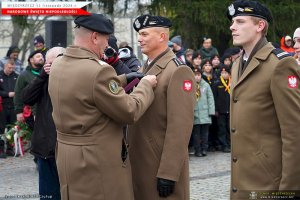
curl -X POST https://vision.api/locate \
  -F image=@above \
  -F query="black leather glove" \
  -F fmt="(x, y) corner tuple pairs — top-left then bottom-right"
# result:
(157, 178), (175, 198)
(125, 72), (144, 83)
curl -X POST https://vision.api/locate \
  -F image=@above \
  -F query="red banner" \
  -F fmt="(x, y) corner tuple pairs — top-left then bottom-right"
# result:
(1, 8), (90, 16)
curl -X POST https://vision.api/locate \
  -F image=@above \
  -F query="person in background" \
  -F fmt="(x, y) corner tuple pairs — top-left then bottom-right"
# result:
(33, 35), (48, 58)
(191, 51), (202, 71)
(129, 14), (196, 199)
(0, 60), (18, 132)
(214, 65), (231, 153)
(227, 0), (300, 199)
(221, 53), (232, 67)
(192, 67), (215, 157)
(22, 47), (65, 200)
(104, 35), (132, 75)
(210, 54), (221, 76)
(14, 50), (44, 123)
(170, 35), (186, 63)
(293, 27), (300, 66)
(0, 46), (23, 74)
(199, 37), (219, 60)
(184, 48), (194, 68)
(0, 60), (19, 158)
(116, 37), (141, 72)
(280, 35), (295, 56)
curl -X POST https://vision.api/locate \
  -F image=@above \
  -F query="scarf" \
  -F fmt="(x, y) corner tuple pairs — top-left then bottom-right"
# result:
(220, 76), (231, 94)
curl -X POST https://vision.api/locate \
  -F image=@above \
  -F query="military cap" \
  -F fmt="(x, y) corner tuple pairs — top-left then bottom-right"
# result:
(133, 14), (172, 32)
(74, 13), (114, 34)
(227, 0), (272, 23)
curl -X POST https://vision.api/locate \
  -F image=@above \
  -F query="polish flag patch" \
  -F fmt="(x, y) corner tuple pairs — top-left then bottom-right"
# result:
(288, 76), (298, 88)
(183, 80), (192, 91)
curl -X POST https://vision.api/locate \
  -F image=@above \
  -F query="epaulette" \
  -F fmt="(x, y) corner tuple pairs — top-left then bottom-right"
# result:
(172, 57), (185, 67)
(272, 48), (291, 60)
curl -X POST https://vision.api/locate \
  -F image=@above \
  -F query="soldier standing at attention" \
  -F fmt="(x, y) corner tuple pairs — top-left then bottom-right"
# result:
(128, 15), (196, 200)
(48, 13), (157, 200)
(227, 1), (300, 199)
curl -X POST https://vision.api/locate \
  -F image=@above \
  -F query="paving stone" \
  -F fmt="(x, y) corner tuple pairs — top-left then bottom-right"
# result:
(0, 151), (231, 200)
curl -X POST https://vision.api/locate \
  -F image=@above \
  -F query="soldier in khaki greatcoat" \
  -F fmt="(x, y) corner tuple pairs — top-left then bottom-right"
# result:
(48, 13), (157, 200)
(128, 15), (196, 200)
(227, 1), (300, 199)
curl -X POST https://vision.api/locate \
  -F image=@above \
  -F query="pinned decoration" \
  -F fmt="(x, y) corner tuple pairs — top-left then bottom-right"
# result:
(109, 80), (119, 94)
(183, 80), (192, 92)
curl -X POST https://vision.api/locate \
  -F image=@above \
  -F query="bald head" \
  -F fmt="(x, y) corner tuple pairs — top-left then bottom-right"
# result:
(46, 47), (65, 64)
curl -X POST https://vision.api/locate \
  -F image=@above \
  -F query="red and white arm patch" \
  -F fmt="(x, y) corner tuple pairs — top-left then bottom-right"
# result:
(183, 80), (192, 91)
(288, 76), (298, 88)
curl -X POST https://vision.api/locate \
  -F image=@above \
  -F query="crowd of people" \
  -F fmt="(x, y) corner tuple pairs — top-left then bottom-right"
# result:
(0, 0), (300, 199)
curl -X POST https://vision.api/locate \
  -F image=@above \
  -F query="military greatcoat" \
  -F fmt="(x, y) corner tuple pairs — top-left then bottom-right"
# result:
(129, 48), (196, 200)
(48, 46), (154, 200)
(230, 42), (300, 199)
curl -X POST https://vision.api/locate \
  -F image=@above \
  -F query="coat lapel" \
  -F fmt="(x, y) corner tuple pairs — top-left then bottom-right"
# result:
(234, 43), (274, 89)
(142, 49), (176, 76)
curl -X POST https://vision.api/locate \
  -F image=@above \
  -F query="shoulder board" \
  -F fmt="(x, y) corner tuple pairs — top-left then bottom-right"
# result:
(272, 48), (291, 60)
(172, 57), (185, 67)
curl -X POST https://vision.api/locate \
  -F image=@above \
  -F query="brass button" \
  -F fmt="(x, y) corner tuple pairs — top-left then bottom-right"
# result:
(231, 128), (236, 133)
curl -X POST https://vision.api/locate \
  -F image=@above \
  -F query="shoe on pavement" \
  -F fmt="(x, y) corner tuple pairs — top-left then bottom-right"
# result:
(223, 147), (231, 153)
(194, 151), (203, 157)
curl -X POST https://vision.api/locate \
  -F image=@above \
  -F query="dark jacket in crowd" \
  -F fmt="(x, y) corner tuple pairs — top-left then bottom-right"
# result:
(119, 46), (141, 72)
(14, 65), (40, 114)
(214, 78), (230, 114)
(199, 47), (219, 60)
(22, 70), (56, 158)
(0, 70), (18, 108)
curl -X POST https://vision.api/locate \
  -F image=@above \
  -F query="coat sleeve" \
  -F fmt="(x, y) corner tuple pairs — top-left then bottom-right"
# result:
(22, 72), (48, 106)
(157, 66), (196, 181)
(14, 73), (28, 113)
(93, 65), (154, 124)
(270, 57), (300, 190)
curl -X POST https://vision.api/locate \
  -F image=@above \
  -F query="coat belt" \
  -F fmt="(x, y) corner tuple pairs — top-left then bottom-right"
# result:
(57, 131), (100, 146)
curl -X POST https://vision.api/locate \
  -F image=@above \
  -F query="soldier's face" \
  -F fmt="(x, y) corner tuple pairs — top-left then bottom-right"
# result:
(294, 37), (300, 59)
(230, 16), (262, 48)
(137, 27), (162, 55)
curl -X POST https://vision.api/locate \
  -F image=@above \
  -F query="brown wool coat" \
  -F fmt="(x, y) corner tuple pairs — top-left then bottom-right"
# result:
(48, 46), (155, 200)
(128, 49), (196, 200)
(230, 42), (300, 199)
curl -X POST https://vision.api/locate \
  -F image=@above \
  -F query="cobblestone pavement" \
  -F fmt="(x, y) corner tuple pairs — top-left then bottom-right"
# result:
(0, 151), (230, 200)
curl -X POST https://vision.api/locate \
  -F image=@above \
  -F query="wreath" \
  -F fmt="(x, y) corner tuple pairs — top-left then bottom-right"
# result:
(0, 105), (33, 156)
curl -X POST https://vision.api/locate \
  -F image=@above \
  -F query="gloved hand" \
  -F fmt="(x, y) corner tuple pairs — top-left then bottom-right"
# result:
(103, 48), (119, 66)
(125, 72), (144, 83)
(157, 178), (175, 197)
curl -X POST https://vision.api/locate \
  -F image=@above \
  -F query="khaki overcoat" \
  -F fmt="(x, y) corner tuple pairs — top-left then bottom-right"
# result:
(48, 46), (154, 200)
(128, 49), (196, 200)
(230, 42), (300, 199)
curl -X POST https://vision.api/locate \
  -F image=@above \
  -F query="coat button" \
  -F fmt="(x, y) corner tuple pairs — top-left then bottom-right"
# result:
(232, 157), (238, 162)
(231, 128), (236, 133)
(232, 187), (238, 193)
(233, 97), (238, 103)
